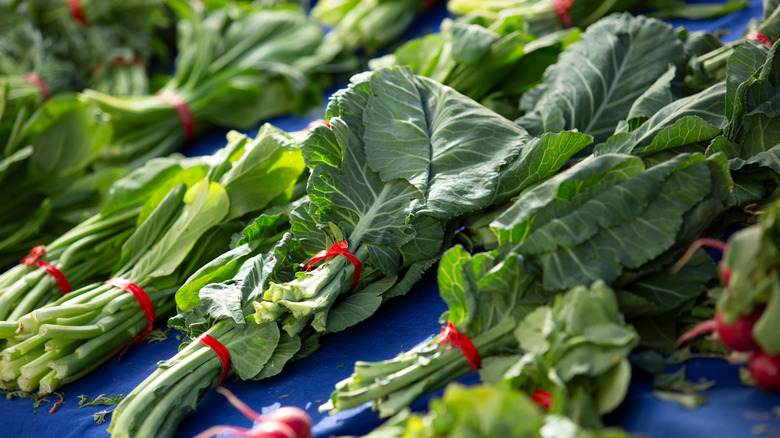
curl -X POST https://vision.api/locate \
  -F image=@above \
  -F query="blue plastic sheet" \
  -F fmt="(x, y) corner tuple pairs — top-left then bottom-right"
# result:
(3, 2), (780, 437)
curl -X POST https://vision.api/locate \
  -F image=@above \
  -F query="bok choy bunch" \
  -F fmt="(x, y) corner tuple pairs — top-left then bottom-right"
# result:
(0, 125), (306, 394)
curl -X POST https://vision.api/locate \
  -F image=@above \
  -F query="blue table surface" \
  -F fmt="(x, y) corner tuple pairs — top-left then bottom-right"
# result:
(4, 1), (780, 437)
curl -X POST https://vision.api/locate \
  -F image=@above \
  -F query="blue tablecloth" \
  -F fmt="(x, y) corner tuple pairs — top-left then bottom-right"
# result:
(4, 2), (780, 437)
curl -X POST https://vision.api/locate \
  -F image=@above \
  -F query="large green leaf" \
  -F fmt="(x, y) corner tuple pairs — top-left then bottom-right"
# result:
(362, 67), (526, 218)
(518, 14), (685, 141)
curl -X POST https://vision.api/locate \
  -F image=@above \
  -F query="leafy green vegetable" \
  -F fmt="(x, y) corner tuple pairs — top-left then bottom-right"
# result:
(0, 125), (305, 395)
(324, 151), (730, 419)
(108, 66), (554, 438)
(370, 17), (580, 119)
(518, 13), (686, 143)
(448, 0), (747, 35)
(83, 2), (354, 167)
(311, 0), (427, 53)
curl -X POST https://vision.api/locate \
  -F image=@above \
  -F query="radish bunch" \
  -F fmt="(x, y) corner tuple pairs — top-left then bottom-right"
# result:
(194, 387), (312, 438)
(676, 202), (780, 392)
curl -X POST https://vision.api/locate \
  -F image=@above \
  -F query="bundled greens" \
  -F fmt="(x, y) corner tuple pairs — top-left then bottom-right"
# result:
(0, 153), (208, 321)
(448, 0), (747, 36)
(324, 149), (731, 418)
(351, 382), (630, 438)
(106, 65), (597, 438)
(0, 125), (306, 394)
(0, 95), (118, 266)
(370, 17), (580, 119)
(83, 1), (354, 167)
(311, 0), (432, 53)
(347, 283), (637, 438)
(2, 0), (168, 96)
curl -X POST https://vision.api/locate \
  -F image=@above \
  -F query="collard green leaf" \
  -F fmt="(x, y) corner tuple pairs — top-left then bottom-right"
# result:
(518, 14), (685, 141)
(627, 82), (728, 155)
(626, 65), (676, 127)
(641, 115), (722, 156)
(491, 154), (644, 245)
(448, 21), (500, 63)
(175, 244), (253, 312)
(437, 245), (471, 326)
(490, 131), (593, 205)
(227, 320), (280, 380)
(362, 67), (526, 218)
(524, 154), (718, 290)
(307, 117), (419, 251)
(324, 275), (396, 333)
(254, 333), (302, 380)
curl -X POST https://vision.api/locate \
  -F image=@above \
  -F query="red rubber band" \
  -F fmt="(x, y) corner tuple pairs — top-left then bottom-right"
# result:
(22, 74), (51, 100)
(551, 0), (574, 29)
(301, 241), (362, 288)
(113, 57), (142, 67)
(105, 278), (155, 341)
(20, 246), (71, 294)
(68, 0), (88, 25)
(157, 90), (195, 141)
(746, 31), (773, 48)
(531, 389), (553, 410)
(198, 334), (231, 383)
(305, 119), (330, 130)
(437, 322), (481, 371)
(424, 0), (437, 11)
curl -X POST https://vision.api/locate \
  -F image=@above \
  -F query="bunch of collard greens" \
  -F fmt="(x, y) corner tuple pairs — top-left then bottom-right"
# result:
(347, 284), (636, 438)
(324, 11), (780, 433)
(325, 150), (730, 418)
(106, 63), (599, 438)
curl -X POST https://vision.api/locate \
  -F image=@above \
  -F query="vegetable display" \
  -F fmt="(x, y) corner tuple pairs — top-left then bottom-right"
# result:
(0, 125), (306, 394)
(106, 64), (589, 438)
(3, 2), (780, 438)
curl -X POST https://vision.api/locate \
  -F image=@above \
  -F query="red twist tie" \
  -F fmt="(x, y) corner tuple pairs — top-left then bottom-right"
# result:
(301, 241), (362, 288)
(22, 74), (51, 100)
(746, 31), (774, 48)
(531, 389), (553, 410)
(68, 0), (88, 25)
(305, 119), (330, 130)
(198, 334), (231, 383)
(113, 57), (142, 67)
(551, 0), (574, 29)
(106, 278), (155, 342)
(157, 90), (195, 141)
(21, 246), (71, 294)
(437, 322), (481, 371)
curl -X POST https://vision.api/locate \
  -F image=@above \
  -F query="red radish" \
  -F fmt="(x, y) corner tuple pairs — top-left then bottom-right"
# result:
(193, 387), (312, 438)
(715, 311), (760, 352)
(266, 407), (313, 438)
(749, 350), (780, 392)
(675, 310), (761, 352)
